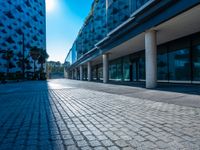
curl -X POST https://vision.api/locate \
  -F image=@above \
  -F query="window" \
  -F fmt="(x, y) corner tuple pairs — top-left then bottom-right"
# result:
(138, 54), (145, 80)
(157, 46), (168, 81)
(192, 45), (200, 81)
(168, 49), (191, 81)
(168, 39), (191, 81)
(123, 56), (130, 81)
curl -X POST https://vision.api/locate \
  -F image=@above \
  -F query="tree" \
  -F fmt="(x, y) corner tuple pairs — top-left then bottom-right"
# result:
(16, 52), (32, 74)
(29, 47), (40, 74)
(38, 49), (49, 73)
(16, 51), (23, 71)
(2, 50), (15, 76)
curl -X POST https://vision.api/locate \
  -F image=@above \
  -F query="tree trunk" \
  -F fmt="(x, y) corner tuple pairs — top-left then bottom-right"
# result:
(6, 60), (9, 79)
(41, 63), (44, 73)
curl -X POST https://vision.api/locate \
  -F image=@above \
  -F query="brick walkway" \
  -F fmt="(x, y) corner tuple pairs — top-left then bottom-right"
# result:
(0, 80), (200, 150)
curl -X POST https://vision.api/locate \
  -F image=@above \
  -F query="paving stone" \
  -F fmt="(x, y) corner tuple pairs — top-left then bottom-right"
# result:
(81, 146), (93, 150)
(77, 140), (88, 147)
(89, 140), (102, 147)
(63, 139), (75, 145)
(93, 146), (106, 150)
(67, 145), (79, 150)
(108, 146), (120, 150)
(0, 80), (200, 150)
(86, 135), (96, 141)
(101, 139), (114, 147)
(74, 135), (84, 141)
(115, 139), (129, 147)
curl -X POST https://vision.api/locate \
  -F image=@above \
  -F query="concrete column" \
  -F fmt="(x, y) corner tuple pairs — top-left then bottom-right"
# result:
(64, 69), (68, 78)
(75, 68), (77, 80)
(145, 30), (157, 88)
(103, 53), (109, 83)
(72, 70), (74, 79)
(80, 65), (83, 81)
(87, 62), (92, 81)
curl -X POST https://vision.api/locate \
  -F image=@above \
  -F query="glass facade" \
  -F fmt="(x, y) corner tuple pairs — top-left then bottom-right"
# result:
(90, 32), (200, 84)
(157, 46), (168, 81)
(65, 0), (150, 66)
(64, 0), (200, 85)
(168, 48), (191, 81)
(123, 56), (131, 81)
(192, 45), (200, 82)
(110, 59), (123, 81)
(65, 43), (77, 68)
(92, 65), (103, 81)
(192, 35), (200, 82)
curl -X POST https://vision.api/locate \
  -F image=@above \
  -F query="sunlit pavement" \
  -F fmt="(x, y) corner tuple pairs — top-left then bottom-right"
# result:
(0, 79), (200, 150)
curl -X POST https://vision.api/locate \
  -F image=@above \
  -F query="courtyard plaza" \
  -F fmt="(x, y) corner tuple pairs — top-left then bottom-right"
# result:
(0, 79), (200, 150)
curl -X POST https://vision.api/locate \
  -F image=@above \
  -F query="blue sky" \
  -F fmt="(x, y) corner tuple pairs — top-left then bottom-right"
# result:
(46, 0), (93, 63)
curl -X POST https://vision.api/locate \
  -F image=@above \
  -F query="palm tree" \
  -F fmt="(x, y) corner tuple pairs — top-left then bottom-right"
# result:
(16, 52), (32, 77)
(2, 50), (15, 77)
(38, 49), (49, 72)
(29, 47), (40, 75)
(38, 49), (49, 80)
(16, 51), (23, 72)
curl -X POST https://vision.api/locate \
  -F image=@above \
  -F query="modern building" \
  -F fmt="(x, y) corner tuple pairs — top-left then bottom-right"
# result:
(0, 0), (46, 74)
(65, 0), (200, 88)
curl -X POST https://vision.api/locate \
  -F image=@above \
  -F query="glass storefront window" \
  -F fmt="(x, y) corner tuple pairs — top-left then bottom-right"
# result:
(92, 67), (97, 80)
(98, 66), (103, 81)
(138, 55), (145, 80)
(123, 56), (130, 81)
(109, 63), (117, 80)
(109, 59), (122, 81)
(83, 67), (87, 80)
(168, 48), (191, 81)
(116, 59), (122, 81)
(157, 46), (168, 81)
(192, 45), (200, 81)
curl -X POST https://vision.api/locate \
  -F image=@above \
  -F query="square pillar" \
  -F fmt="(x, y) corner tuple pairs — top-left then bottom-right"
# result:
(87, 62), (92, 81)
(80, 65), (83, 81)
(145, 30), (157, 88)
(103, 53), (109, 83)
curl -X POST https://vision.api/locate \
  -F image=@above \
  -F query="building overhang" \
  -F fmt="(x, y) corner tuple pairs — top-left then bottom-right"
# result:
(67, 0), (200, 70)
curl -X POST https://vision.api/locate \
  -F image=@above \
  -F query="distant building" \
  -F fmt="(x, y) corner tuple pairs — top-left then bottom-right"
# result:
(65, 0), (200, 88)
(47, 61), (62, 68)
(0, 0), (46, 74)
(46, 61), (64, 79)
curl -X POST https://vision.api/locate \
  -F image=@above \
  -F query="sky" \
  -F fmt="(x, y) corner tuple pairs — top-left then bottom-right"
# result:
(46, 0), (93, 63)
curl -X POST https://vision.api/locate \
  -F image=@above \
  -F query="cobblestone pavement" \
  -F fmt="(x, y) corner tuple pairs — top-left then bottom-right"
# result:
(0, 80), (200, 150)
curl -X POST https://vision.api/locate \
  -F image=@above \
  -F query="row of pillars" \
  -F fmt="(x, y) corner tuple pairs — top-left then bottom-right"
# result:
(71, 30), (157, 88)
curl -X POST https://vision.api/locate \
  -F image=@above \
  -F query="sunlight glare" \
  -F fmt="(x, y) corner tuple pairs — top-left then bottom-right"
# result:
(46, 0), (56, 12)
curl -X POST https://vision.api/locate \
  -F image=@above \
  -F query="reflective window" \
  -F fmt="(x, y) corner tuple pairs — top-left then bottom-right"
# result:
(123, 56), (130, 81)
(168, 48), (191, 81)
(92, 66), (97, 80)
(130, 0), (150, 13)
(192, 45), (200, 81)
(107, 0), (130, 32)
(109, 59), (122, 81)
(98, 66), (103, 81)
(109, 63), (117, 80)
(157, 46), (168, 80)
(83, 67), (87, 80)
(138, 55), (145, 80)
